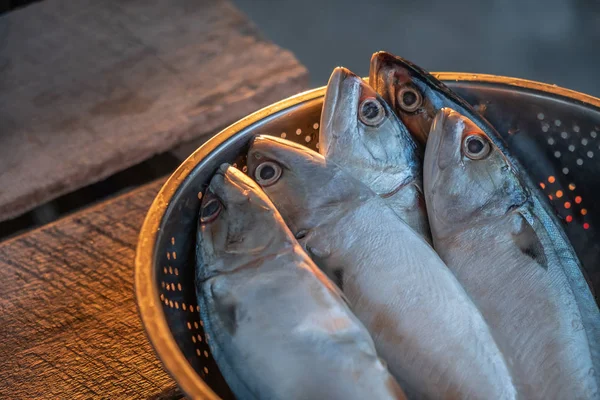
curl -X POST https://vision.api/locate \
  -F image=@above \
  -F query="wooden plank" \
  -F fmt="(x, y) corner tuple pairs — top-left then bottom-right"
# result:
(0, 179), (181, 399)
(0, 0), (308, 222)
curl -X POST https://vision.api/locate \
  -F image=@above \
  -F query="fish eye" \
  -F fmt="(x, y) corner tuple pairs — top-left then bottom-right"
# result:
(254, 161), (282, 186)
(358, 98), (386, 127)
(200, 197), (223, 224)
(397, 86), (422, 113)
(463, 134), (491, 160)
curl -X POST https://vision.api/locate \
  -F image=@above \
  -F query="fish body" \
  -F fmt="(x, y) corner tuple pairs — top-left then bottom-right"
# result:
(195, 164), (406, 400)
(320, 67), (430, 242)
(424, 108), (600, 400)
(247, 136), (516, 400)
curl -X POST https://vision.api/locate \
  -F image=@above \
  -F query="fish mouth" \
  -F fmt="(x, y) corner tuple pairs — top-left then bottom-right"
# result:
(424, 107), (472, 236)
(211, 163), (255, 200)
(436, 108), (464, 170)
(369, 51), (399, 81)
(204, 165), (228, 207)
(215, 163), (229, 176)
(320, 67), (358, 155)
(423, 108), (461, 195)
(422, 108), (457, 236)
(212, 163), (234, 190)
(369, 51), (394, 99)
(321, 67), (347, 128)
(369, 51), (414, 95)
(208, 164), (228, 191)
(370, 51), (435, 87)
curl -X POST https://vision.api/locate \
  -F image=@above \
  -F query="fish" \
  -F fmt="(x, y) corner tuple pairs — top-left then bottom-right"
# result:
(195, 164), (407, 400)
(320, 67), (430, 242)
(424, 107), (600, 400)
(369, 51), (598, 294)
(246, 136), (517, 400)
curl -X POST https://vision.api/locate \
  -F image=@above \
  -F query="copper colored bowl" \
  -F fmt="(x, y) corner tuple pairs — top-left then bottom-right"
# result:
(135, 74), (600, 399)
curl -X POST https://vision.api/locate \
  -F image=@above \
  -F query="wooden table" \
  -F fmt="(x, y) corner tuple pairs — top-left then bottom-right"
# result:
(0, 180), (182, 399)
(0, 0), (308, 398)
(0, 0), (307, 223)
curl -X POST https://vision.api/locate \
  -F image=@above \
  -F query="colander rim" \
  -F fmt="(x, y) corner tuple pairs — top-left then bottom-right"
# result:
(134, 73), (600, 400)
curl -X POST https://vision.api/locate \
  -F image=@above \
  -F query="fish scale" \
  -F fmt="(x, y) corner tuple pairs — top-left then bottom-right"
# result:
(247, 135), (516, 400)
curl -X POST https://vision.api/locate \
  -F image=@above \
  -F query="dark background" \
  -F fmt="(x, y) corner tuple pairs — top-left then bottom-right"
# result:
(4, 0), (600, 95)
(233, 0), (600, 96)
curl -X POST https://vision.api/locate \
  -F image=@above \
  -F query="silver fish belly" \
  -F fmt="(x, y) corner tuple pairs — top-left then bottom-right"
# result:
(307, 197), (516, 400)
(431, 206), (600, 399)
(247, 137), (516, 400)
(196, 164), (406, 400)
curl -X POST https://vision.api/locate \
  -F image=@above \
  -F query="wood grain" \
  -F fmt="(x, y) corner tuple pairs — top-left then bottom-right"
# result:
(0, 179), (181, 399)
(0, 0), (308, 222)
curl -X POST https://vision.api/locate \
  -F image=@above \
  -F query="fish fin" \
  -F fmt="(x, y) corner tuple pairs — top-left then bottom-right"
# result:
(210, 283), (239, 335)
(511, 212), (548, 269)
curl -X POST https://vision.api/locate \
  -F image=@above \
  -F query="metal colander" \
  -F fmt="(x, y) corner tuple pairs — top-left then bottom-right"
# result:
(135, 74), (600, 399)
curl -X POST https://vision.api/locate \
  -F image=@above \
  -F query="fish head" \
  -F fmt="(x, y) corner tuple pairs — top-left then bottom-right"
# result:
(424, 108), (528, 238)
(369, 51), (446, 145)
(247, 135), (364, 235)
(320, 67), (420, 195)
(197, 164), (287, 274)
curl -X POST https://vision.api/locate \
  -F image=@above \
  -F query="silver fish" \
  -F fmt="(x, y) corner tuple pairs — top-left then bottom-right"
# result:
(195, 164), (406, 400)
(247, 136), (516, 400)
(320, 67), (430, 242)
(424, 108), (600, 400)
